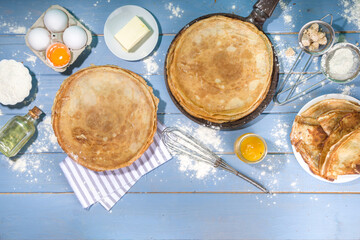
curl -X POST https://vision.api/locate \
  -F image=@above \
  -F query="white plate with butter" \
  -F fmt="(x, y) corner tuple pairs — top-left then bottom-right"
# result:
(104, 5), (159, 61)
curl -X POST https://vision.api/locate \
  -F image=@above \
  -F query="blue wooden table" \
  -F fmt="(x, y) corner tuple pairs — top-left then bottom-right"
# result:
(1, 0), (360, 239)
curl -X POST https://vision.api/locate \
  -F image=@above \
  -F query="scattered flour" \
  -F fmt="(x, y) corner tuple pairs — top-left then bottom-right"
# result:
(339, 84), (355, 95)
(1, 22), (26, 34)
(174, 121), (224, 179)
(165, 3), (184, 19)
(143, 52), (159, 75)
(178, 155), (216, 179)
(24, 52), (37, 67)
(3, 116), (60, 184)
(284, 15), (292, 24)
(341, 0), (360, 29)
(273, 35), (299, 71)
(24, 11), (33, 21)
(279, 0), (293, 27)
(27, 116), (59, 153)
(9, 153), (55, 184)
(312, 57), (320, 71)
(271, 119), (290, 152)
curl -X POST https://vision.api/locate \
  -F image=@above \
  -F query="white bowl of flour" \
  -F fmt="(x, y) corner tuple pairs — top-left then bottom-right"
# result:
(0, 59), (32, 105)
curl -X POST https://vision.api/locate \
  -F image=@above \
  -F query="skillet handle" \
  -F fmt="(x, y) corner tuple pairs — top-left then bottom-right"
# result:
(246, 0), (279, 29)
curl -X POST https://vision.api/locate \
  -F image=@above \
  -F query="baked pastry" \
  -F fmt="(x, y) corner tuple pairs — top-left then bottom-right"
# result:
(290, 116), (327, 175)
(317, 110), (355, 135)
(290, 98), (360, 180)
(319, 112), (360, 178)
(166, 15), (273, 123)
(321, 128), (360, 180)
(301, 99), (360, 118)
(52, 65), (158, 171)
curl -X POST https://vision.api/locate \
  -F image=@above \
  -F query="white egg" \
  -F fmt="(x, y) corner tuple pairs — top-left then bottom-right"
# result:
(44, 9), (68, 32)
(63, 26), (88, 50)
(27, 28), (51, 51)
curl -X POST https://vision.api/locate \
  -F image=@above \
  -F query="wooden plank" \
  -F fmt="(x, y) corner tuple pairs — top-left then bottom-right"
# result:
(1, 150), (360, 193)
(0, 193), (360, 239)
(0, 112), (295, 154)
(0, 32), (359, 116)
(0, 0), (358, 35)
(1, 33), (359, 75)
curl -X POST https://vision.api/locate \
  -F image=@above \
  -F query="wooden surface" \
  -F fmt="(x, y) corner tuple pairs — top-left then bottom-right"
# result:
(0, 0), (360, 239)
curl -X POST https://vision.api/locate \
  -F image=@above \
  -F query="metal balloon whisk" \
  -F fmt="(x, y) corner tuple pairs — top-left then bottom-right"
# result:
(162, 127), (269, 193)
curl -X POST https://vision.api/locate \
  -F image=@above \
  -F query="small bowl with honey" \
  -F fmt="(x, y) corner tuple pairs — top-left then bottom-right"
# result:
(234, 133), (267, 164)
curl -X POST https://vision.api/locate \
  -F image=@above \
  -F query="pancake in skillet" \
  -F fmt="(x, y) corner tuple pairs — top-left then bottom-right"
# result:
(166, 15), (273, 123)
(52, 65), (158, 171)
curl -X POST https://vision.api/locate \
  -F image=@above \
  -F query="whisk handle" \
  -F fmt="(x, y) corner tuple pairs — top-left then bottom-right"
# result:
(235, 171), (269, 193)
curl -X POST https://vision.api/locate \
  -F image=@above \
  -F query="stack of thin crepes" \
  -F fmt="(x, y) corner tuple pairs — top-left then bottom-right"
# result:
(166, 16), (273, 123)
(290, 98), (360, 181)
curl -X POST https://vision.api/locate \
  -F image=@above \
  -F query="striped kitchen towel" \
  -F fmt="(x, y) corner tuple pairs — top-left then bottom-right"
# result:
(59, 122), (172, 211)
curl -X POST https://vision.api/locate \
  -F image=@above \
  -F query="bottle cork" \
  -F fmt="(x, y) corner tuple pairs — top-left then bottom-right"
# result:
(28, 106), (43, 120)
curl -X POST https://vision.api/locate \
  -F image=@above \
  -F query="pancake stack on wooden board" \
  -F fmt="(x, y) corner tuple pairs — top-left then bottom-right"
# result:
(52, 65), (158, 171)
(290, 99), (360, 181)
(166, 15), (273, 123)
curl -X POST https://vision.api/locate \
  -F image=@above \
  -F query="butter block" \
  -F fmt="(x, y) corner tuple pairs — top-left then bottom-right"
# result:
(115, 16), (150, 52)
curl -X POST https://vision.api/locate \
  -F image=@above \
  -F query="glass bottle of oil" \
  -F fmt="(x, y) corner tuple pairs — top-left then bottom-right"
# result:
(0, 106), (42, 157)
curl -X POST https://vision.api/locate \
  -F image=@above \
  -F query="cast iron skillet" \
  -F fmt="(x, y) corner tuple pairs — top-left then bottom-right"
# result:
(164, 0), (280, 129)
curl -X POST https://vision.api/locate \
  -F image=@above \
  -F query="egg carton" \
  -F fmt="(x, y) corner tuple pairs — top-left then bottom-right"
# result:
(25, 5), (92, 72)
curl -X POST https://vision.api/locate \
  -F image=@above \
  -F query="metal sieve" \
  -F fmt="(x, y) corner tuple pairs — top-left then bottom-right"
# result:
(321, 42), (360, 83)
(274, 14), (336, 105)
(298, 16), (335, 56)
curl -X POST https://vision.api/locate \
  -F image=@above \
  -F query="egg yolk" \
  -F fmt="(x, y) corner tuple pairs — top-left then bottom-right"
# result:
(46, 43), (70, 67)
(240, 136), (265, 162)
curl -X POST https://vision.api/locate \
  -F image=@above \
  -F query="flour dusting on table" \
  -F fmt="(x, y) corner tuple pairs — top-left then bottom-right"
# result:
(1, 22), (26, 34)
(271, 119), (291, 151)
(174, 121), (224, 179)
(341, 0), (360, 29)
(143, 52), (159, 75)
(273, 35), (299, 71)
(25, 52), (37, 67)
(28, 116), (59, 153)
(9, 153), (57, 184)
(339, 84), (355, 95)
(4, 116), (60, 184)
(165, 3), (184, 19)
(279, 0), (294, 27)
